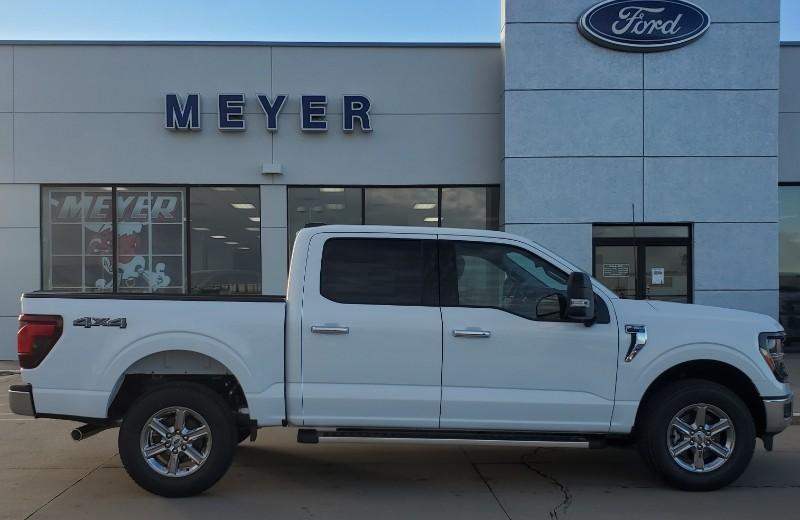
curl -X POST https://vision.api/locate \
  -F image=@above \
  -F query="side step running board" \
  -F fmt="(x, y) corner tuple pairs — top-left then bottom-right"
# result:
(297, 428), (605, 448)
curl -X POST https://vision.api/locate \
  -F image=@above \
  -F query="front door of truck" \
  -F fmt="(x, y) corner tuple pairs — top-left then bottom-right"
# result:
(300, 232), (442, 428)
(438, 237), (619, 432)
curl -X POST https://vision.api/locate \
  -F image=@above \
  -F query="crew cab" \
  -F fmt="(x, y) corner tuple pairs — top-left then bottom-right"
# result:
(9, 225), (793, 496)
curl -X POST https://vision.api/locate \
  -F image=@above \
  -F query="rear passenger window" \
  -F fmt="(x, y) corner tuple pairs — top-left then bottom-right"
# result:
(320, 238), (437, 306)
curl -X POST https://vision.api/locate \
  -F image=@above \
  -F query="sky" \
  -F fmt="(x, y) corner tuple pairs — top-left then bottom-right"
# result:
(0, 0), (797, 42)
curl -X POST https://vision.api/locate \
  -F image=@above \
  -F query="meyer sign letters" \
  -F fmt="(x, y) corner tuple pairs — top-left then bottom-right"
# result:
(578, 0), (710, 52)
(165, 93), (372, 133)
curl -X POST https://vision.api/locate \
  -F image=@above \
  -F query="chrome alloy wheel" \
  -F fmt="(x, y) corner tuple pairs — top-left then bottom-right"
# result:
(139, 406), (213, 478)
(667, 403), (735, 473)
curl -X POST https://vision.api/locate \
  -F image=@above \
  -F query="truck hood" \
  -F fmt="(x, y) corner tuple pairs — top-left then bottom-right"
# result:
(641, 300), (782, 331)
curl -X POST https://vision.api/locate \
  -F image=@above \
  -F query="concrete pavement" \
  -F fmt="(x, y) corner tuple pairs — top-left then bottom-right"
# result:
(1, 371), (799, 520)
(0, 361), (18, 376)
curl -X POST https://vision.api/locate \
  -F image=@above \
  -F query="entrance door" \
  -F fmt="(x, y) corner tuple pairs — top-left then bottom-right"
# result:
(593, 225), (692, 303)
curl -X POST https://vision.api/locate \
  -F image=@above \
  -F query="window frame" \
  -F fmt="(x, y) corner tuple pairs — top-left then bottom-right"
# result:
(439, 239), (577, 323)
(319, 236), (439, 307)
(39, 184), (264, 297)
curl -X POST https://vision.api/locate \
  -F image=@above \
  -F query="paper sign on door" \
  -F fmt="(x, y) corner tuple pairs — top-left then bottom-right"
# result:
(651, 267), (665, 285)
(602, 263), (630, 277)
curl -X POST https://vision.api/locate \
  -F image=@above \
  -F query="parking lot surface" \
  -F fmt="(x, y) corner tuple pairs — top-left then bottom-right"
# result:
(1, 367), (798, 520)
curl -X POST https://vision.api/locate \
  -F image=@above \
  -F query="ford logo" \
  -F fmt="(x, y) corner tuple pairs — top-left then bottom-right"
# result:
(578, 0), (711, 52)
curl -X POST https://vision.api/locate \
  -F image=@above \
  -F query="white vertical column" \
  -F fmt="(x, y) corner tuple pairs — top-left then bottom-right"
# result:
(0, 184), (41, 359)
(260, 184), (288, 296)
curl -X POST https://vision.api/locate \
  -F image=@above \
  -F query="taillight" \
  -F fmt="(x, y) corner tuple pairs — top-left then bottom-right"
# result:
(18, 314), (63, 369)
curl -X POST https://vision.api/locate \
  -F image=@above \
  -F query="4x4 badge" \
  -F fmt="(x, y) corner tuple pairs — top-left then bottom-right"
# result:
(73, 317), (127, 329)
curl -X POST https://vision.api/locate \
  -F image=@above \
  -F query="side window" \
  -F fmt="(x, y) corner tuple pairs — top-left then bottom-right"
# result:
(320, 238), (438, 306)
(441, 241), (570, 321)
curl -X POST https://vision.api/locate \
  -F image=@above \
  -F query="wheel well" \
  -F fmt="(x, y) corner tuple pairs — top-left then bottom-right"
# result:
(108, 350), (249, 420)
(108, 373), (248, 421)
(633, 360), (766, 436)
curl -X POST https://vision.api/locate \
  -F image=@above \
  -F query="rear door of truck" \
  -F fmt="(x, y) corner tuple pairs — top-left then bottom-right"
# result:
(299, 231), (442, 428)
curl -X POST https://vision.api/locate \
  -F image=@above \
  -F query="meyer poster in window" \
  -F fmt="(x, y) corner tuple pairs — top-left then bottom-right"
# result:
(42, 188), (185, 293)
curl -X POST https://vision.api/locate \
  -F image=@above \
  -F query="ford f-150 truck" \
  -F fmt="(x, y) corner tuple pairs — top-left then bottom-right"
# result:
(9, 225), (793, 496)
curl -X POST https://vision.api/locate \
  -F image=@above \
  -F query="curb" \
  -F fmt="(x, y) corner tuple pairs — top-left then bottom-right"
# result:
(794, 414), (800, 426)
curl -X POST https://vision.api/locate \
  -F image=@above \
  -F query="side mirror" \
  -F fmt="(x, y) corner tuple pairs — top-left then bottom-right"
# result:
(566, 272), (595, 323)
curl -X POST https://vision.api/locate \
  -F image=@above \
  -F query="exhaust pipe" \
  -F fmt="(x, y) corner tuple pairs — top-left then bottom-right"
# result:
(70, 423), (109, 441)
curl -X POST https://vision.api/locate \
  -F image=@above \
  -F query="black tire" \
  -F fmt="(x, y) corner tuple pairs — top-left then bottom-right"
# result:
(118, 382), (237, 497)
(237, 426), (251, 444)
(638, 379), (756, 491)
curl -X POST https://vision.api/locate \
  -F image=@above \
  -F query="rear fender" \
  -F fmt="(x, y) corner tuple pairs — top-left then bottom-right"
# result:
(103, 331), (254, 411)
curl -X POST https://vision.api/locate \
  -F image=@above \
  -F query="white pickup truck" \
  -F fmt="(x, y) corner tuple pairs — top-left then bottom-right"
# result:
(9, 225), (793, 496)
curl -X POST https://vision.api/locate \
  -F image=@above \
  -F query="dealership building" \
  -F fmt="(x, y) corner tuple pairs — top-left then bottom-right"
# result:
(0, 0), (798, 358)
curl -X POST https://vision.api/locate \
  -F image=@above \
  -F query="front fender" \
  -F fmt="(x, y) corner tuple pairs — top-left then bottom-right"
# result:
(610, 342), (780, 433)
(626, 342), (775, 400)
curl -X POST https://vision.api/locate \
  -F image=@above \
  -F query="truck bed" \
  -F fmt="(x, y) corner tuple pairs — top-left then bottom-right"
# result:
(20, 292), (286, 425)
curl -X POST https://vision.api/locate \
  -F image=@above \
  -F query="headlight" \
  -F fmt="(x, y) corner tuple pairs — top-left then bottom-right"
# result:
(759, 331), (789, 383)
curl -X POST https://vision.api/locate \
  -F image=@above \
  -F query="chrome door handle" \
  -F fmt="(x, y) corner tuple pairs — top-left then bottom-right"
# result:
(453, 329), (491, 338)
(311, 326), (349, 334)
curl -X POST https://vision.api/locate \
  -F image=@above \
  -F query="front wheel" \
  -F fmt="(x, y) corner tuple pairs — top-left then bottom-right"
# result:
(638, 379), (755, 491)
(118, 383), (237, 497)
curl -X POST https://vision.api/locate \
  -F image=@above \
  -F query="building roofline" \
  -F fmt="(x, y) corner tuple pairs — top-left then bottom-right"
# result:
(0, 40), (501, 48)
(6, 39), (795, 48)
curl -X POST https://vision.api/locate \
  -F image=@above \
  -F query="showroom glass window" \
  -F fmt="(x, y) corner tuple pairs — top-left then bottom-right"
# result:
(287, 187), (362, 249)
(287, 186), (500, 248)
(441, 187), (500, 230)
(779, 185), (800, 344)
(41, 186), (261, 296)
(365, 188), (439, 226)
(190, 187), (261, 295)
(41, 187), (114, 292)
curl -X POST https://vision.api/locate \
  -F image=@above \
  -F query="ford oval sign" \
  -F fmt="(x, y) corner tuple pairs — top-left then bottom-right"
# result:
(578, 0), (711, 52)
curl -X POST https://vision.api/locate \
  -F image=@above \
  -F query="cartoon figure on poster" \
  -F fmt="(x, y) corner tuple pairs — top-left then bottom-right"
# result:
(84, 222), (113, 290)
(83, 222), (171, 290)
(116, 222), (171, 290)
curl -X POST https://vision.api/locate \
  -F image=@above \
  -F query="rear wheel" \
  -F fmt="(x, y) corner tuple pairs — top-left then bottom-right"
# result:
(638, 379), (755, 491)
(118, 383), (236, 497)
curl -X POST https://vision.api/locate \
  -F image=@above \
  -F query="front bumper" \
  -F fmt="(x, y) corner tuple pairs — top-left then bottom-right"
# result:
(8, 384), (35, 416)
(763, 394), (794, 433)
